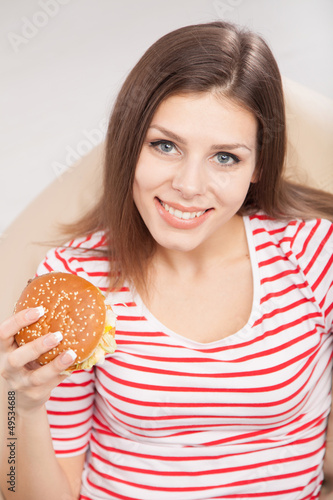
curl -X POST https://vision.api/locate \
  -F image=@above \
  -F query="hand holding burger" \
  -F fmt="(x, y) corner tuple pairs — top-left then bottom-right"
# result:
(14, 272), (116, 372)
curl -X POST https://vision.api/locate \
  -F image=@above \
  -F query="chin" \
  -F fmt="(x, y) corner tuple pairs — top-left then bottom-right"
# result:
(154, 231), (206, 253)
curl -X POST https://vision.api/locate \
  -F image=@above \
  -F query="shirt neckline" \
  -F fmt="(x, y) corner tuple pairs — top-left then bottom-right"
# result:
(132, 216), (261, 348)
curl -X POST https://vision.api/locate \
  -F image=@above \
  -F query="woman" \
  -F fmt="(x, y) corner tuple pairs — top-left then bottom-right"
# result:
(1, 21), (333, 500)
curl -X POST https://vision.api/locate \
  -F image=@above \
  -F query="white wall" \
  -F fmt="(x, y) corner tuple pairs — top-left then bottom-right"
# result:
(1, 0), (332, 236)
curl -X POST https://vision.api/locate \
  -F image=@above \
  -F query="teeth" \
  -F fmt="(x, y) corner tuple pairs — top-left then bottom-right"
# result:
(161, 201), (206, 219)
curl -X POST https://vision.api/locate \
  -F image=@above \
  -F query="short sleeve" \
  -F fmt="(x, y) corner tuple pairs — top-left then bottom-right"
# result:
(290, 218), (333, 333)
(36, 235), (108, 456)
(45, 369), (95, 457)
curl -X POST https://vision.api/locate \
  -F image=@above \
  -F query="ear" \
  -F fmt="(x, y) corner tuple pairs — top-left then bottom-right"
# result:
(250, 167), (259, 183)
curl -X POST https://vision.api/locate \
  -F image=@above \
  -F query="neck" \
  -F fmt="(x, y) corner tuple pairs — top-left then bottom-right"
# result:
(152, 215), (248, 278)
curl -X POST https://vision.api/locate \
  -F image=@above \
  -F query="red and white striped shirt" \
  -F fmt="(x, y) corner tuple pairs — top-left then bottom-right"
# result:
(38, 215), (333, 500)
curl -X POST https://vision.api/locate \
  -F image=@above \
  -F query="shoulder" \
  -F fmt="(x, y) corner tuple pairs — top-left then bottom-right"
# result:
(248, 214), (333, 256)
(287, 218), (333, 297)
(249, 213), (333, 296)
(36, 231), (110, 291)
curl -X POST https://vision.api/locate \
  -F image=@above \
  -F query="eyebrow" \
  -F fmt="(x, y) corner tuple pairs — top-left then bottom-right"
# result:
(148, 125), (252, 152)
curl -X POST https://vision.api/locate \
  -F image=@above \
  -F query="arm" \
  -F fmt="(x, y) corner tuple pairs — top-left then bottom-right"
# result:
(3, 406), (85, 500)
(0, 308), (84, 500)
(58, 455), (87, 499)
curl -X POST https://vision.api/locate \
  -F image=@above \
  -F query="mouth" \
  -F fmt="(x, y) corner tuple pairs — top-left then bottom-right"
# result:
(155, 198), (213, 229)
(159, 200), (208, 220)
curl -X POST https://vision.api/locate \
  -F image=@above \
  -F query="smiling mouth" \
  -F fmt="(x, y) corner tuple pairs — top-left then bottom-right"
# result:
(158, 199), (209, 220)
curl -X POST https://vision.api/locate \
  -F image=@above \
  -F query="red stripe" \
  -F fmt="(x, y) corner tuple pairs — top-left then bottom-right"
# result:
(54, 248), (77, 273)
(48, 414), (92, 429)
(255, 240), (276, 251)
(100, 349), (316, 407)
(58, 378), (93, 388)
(312, 253), (333, 292)
(295, 219), (320, 261)
(260, 268), (300, 284)
(290, 220), (305, 248)
(96, 399), (324, 437)
(43, 260), (53, 272)
(47, 402), (94, 416)
(96, 393), (308, 424)
(90, 442), (324, 476)
(304, 223), (333, 272)
(117, 315), (148, 321)
(117, 312), (321, 356)
(108, 347), (219, 361)
(260, 282), (308, 304)
(253, 311), (320, 332)
(108, 332), (318, 378)
(324, 293), (333, 318)
(113, 302), (136, 307)
(255, 236), (293, 252)
(258, 255), (289, 268)
(87, 461), (317, 493)
(97, 365), (312, 407)
(116, 330), (167, 337)
(55, 443), (87, 454)
(91, 428), (325, 461)
(254, 297), (315, 324)
(75, 234), (93, 248)
(49, 392), (94, 402)
(253, 226), (289, 237)
(68, 255), (109, 263)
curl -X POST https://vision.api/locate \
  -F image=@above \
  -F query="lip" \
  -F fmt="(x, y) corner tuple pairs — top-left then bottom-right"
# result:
(157, 199), (209, 213)
(154, 198), (213, 229)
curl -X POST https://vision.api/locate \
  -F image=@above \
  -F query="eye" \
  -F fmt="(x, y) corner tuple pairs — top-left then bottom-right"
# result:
(214, 152), (240, 166)
(149, 140), (178, 155)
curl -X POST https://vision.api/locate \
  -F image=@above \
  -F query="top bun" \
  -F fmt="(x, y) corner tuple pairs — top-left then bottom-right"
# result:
(14, 272), (116, 371)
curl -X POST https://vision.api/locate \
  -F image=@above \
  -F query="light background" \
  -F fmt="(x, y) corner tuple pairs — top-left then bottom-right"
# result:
(1, 0), (333, 236)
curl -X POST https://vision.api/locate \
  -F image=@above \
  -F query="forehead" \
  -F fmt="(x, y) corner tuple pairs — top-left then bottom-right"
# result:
(149, 92), (258, 145)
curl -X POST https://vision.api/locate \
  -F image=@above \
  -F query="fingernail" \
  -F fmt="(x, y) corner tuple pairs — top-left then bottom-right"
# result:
(25, 306), (45, 321)
(60, 349), (77, 365)
(43, 331), (63, 347)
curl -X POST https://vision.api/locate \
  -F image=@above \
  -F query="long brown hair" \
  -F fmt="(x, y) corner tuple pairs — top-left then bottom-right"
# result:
(66, 21), (333, 290)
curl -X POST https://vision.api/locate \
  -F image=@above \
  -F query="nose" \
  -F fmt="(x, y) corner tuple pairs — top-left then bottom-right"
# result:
(171, 159), (206, 199)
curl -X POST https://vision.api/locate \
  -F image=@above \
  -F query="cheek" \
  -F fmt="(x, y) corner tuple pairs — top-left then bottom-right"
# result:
(133, 160), (150, 199)
(133, 160), (158, 208)
(134, 155), (170, 195)
(212, 173), (253, 204)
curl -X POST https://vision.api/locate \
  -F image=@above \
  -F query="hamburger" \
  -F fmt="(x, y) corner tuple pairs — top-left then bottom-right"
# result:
(14, 272), (116, 372)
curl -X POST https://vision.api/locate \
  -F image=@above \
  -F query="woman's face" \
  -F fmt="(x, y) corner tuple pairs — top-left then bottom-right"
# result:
(133, 92), (258, 253)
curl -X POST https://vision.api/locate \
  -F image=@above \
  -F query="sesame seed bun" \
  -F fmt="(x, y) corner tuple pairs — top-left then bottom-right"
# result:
(14, 272), (116, 372)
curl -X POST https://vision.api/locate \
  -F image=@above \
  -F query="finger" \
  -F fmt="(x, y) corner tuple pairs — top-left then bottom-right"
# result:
(3, 349), (77, 409)
(6, 331), (63, 369)
(28, 349), (78, 386)
(0, 307), (45, 341)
